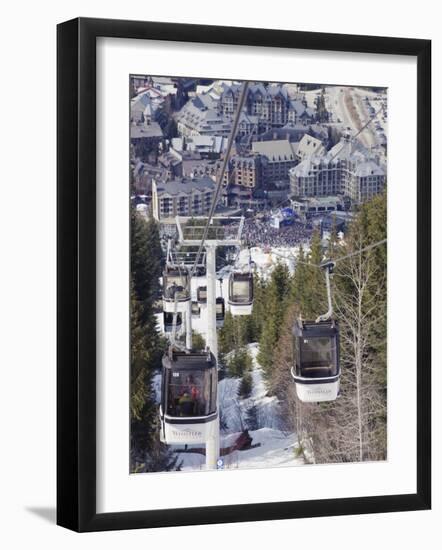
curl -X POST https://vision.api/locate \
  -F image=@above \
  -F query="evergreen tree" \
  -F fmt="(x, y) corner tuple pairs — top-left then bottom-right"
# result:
(131, 209), (162, 320)
(257, 262), (291, 381)
(248, 274), (267, 340)
(226, 347), (252, 378)
(238, 371), (253, 399)
(245, 401), (259, 431)
(218, 311), (236, 357)
(130, 208), (169, 470)
(192, 330), (206, 351)
(130, 283), (153, 422)
(131, 416), (182, 473)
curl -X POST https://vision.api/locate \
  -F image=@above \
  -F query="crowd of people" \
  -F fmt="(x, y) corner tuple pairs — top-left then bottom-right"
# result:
(241, 217), (313, 248)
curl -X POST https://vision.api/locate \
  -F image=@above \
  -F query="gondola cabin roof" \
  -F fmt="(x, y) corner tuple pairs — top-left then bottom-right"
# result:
(293, 318), (339, 338)
(163, 266), (189, 278)
(230, 271), (253, 281)
(162, 350), (216, 371)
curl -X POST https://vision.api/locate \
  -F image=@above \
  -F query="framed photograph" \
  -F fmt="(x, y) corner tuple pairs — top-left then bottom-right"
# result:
(57, 17), (431, 532)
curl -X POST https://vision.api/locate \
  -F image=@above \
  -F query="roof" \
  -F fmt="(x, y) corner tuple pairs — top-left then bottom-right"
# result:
(155, 176), (215, 196)
(251, 139), (297, 162)
(289, 99), (309, 116)
(327, 137), (370, 162)
(290, 158), (314, 177)
(290, 143), (385, 179)
(177, 100), (231, 135)
(355, 160), (385, 177)
(297, 134), (325, 160)
(185, 135), (228, 154)
(231, 155), (260, 167)
(220, 82), (291, 105)
(130, 122), (163, 139)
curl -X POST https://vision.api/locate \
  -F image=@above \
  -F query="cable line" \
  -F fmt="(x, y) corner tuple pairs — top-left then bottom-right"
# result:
(189, 81), (249, 277)
(268, 238), (387, 269)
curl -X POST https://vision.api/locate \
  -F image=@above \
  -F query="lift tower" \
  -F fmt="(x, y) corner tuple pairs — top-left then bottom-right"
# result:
(176, 215), (245, 468)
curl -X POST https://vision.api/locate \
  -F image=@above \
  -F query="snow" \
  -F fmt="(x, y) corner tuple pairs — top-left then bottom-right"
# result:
(220, 428), (302, 470)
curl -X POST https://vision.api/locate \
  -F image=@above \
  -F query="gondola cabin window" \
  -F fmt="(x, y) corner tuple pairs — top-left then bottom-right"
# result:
(229, 273), (254, 304)
(163, 312), (182, 331)
(166, 369), (216, 417)
(163, 274), (189, 301)
(299, 337), (338, 378)
(163, 268), (189, 301)
(231, 279), (251, 302)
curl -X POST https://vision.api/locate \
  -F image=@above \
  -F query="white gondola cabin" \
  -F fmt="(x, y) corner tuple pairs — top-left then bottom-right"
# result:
(228, 272), (253, 315)
(291, 319), (340, 402)
(159, 350), (218, 445)
(162, 266), (190, 313)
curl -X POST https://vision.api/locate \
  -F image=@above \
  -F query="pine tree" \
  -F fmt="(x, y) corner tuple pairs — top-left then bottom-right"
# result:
(130, 207), (167, 470)
(130, 283), (153, 422)
(218, 311), (236, 357)
(227, 347), (252, 378)
(131, 416), (182, 473)
(245, 401), (259, 430)
(192, 330), (206, 351)
(131, 209), (162, 321)
(248, 274), (267, 341)
(257, 262), (292, 381)
(238, 371), (253, 399)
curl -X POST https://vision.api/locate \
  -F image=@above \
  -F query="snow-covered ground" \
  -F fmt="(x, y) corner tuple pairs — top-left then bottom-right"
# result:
(219, 343), (283, 433)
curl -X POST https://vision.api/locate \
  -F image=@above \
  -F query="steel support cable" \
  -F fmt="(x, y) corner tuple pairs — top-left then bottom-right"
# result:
(189, 81), (250, 277)
(269, 238), (387, 268)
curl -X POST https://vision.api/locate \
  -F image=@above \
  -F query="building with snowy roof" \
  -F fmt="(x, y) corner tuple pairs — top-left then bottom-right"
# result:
(289, 136), (386, 203)
(176, 96), (231, 138)
(296, 134), (325, 162)
(131, 92), (154, 124)
(130, 87), (165, 122)
(219, 83), (316, 129)
(251, 123), (328, 150)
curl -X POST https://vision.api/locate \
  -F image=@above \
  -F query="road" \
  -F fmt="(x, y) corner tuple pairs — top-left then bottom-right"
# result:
(326, 86), (386, 151)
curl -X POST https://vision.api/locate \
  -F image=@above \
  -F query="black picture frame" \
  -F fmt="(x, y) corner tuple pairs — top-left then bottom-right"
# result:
(57, 17), (431, 532)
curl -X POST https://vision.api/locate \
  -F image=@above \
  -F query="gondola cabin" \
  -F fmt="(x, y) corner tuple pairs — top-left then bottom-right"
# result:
(163, 312), (182, 333)
(228, 272), (253, 316)
(291, 319), (340, 402)
(197, 286), (207, 306)
(216, 297), (225, 327)
(162, 266), (190, 313)
(159, 350), (218, 445)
